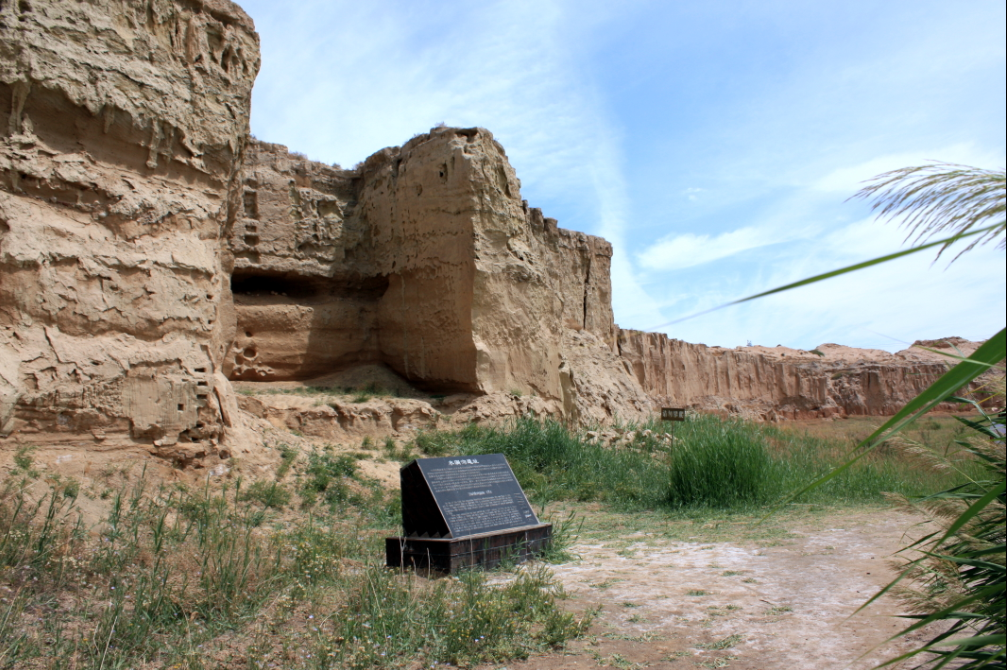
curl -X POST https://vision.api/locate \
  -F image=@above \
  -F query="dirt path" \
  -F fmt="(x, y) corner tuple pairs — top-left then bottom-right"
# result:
(483, 507), (938, 669)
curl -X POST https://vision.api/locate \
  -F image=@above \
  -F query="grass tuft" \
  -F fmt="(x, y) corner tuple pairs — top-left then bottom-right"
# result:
(669, 416), (772, 507)
(239, 480), (292, 509)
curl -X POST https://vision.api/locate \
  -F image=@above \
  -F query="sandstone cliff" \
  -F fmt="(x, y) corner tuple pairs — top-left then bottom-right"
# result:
(0, 0), (258, 459)
(617, 331), (976, 421)
(224, 131), (971, 430)
(225, 132), (652, 424)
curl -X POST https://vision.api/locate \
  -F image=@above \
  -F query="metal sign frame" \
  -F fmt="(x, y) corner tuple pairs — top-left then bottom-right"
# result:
(661, 407), (686, 421)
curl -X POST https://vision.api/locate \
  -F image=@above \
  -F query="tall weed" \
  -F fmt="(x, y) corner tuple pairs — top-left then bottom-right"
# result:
(451, 419), (669, 508)
(437, 416), (979, 512)
(0, 468), (587, 669)
(864, 399), (1006, 669)
(668, 415), (772, 507)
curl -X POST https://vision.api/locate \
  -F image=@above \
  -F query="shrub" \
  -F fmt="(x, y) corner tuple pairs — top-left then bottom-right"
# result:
(275, 442), (297, 478)
(415, 429), (453, 456)
(238, 480), (291, 509)
(300, 448), (358, 506)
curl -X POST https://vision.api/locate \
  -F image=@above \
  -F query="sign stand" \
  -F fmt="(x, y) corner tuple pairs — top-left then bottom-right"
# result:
(386, 454), (552, 573)
(661, 407), (686, 460)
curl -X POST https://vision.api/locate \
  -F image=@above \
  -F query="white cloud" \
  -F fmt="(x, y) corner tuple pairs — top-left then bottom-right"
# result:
(652, 217), (1006, 351)
(684, 187), (704, 202)
(636, 226), (807, 271)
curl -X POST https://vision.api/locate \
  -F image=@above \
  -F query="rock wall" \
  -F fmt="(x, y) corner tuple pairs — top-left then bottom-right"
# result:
(226, 141), (379, 381)
(0, 0), (258, 457)
(225, 130), (652, 422)
(223, 129), (977, 428)
(617, 330), (974, 420)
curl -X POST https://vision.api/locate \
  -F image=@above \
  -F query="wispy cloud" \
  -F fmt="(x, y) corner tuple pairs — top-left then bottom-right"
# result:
(650, 216), (1005, 350)
(247, 1), (616, 196)
(637, 226), (810, 271)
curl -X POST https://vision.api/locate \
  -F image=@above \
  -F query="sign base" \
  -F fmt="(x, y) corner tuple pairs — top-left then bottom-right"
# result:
(386, 523), (552, 573)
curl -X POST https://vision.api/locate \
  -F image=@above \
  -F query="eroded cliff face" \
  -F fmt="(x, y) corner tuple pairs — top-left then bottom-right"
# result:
(223, 129), (980, 429)
(617, 330), (976, 420)
(225, 135), (483, 390)
(225, 141), (379, 382)
(224, 130), (652, 422)
(0, 0), (258, 458)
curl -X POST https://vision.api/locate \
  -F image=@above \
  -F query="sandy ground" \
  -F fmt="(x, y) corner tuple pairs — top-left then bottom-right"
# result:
(480, 508), (940, 670)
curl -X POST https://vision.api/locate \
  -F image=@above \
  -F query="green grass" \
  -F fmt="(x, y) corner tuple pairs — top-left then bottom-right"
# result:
(417, 415), (984, 512)
(443, 419), (671, 508)
(275, 442), (298, 478)
(298, 446), (359, 508)
(669, 416), (772, 507)
(239, 479), (292, 509)
(319, 563), (588, 668)
(671, 413), (987, 509)
(0, 470), (588, 669)
(698, 633), (743, 650)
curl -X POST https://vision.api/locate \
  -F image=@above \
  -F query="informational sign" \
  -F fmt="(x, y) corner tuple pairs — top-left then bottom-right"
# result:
(400, 454), (539, 539)
(661, 407), (687, 421)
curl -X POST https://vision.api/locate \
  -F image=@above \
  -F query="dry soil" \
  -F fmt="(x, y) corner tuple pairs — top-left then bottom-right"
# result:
(477, 506), (940, 670)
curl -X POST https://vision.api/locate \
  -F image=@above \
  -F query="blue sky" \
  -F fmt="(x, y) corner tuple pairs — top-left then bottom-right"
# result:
(240, 0), (1006, 351)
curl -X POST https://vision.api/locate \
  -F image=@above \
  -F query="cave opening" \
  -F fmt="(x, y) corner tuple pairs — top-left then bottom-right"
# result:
(231, 270), (325, 301)
(231, 270), (390, 302)
(227, 269), (399, 383)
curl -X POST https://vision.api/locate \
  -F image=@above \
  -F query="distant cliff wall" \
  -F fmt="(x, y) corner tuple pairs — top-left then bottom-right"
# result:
(617, 330), (973, 420)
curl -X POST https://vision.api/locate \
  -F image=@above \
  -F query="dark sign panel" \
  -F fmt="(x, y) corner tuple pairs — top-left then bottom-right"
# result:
(400, 454), (539, 539)
(661, 407), (686, 421)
